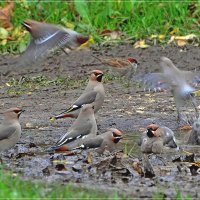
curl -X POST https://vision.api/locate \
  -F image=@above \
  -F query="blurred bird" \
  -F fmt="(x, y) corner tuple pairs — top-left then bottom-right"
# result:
(140, 123), (178, 154)
(93, 56), (138, 81)
(141, 137), (164, 154)
(51, 70), (105, 120)
(135, 57), (200, 123)
(19, 19), (89, 65)
(0, 107), (24, 152)
(146, 124), (177, 148)
(49, 104), (97, 152)
(187, 117), (200, 145)
(72, 128), (123, 154)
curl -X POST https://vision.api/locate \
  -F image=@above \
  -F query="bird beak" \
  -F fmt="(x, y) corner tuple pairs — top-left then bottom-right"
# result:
(22, 21), (31, 31)
(18, 109), (25, 116)
(116, 136), (123, 139)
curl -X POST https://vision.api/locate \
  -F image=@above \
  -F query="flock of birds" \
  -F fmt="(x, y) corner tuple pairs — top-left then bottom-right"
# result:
(0, 19), (200, 157)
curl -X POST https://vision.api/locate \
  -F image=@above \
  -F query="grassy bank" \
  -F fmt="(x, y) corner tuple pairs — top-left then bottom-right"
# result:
(0, 1), (199, 53)
(0, 170), (121, 199)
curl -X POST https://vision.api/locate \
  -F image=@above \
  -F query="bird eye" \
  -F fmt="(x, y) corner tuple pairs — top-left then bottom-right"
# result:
(112, 132), (118, 137)
(14, 110), (21, 113)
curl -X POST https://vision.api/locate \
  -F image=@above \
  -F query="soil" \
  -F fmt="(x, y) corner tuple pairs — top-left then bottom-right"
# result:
(0, 44), (200, 198)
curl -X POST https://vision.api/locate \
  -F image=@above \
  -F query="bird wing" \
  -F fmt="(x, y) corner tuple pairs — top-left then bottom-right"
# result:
(55, 123), (93, 147)
(134, 73), (171, 92)
(0, 124), (17, 140)
(66, 91), (98, 113)
(74, 136), (103, 150)
(17, 29), (72, 65)
(182, 70), (200, 87)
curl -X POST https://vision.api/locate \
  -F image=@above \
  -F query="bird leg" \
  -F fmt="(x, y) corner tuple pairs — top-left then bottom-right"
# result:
(190, 94), (199, 119)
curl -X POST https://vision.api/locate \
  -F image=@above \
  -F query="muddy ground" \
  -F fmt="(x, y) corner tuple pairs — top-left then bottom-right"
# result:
(0, 44), (200, 198)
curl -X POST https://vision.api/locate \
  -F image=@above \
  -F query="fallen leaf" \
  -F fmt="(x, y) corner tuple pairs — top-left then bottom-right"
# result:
(159, 34), (165, 40)
(0, 1), (14, 29)
(132, 161), (143, 175)
(134, 40), (149, 49)
(0, 27), (8, 39)
(169, 28), (179, 35)
(5, 82), (11, 87)
(86, 152), (93, 164)
(168, 34), (197, 46)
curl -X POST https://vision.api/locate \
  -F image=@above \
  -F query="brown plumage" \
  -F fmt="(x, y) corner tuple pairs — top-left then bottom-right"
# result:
(0, 107), (24, 152)
(18, 19), (89, 65)
(51, 70), (105, 120)
(72, 128), (123, 154)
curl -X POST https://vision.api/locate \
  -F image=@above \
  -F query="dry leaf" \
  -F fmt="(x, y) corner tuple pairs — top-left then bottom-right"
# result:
(86, 152), (93, 164)
(150, 34), (165, 40)
(192, 161), (200, 167)
(0, 1), (14, 29)
(134, 40), (149, 49)
(169, 28), (179, 35)
(5, 82), (11, 87)
(168, 34), (197, 46)
(132, 161), (143, 175)
(0, 27), (8, 39)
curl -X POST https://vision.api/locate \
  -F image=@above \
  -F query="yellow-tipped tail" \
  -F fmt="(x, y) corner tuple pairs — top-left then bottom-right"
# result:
(192, 89), (200, 96)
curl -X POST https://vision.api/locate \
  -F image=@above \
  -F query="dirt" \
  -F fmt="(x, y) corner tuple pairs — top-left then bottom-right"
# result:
(0, 44), (200, 198)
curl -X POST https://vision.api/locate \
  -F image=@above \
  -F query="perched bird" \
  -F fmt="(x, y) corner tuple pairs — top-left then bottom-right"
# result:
(135, 57), (200, 123)
(141, 136), (163, 154)
(72, 128), (123, 154)
(187, 117), (200, 145)
(0, 108), (24, 152)
(19, 19), (89, 65)
(93, 56), (138, 80)
(51, 70), (105, 120)
(140, 123), (178, 154)
(50, 104), (97, 152)
(146, 124), (177, 148)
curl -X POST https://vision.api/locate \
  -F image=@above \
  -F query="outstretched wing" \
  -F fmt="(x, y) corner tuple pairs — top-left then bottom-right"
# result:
(17, 29), (72, 66)
(134, 73), (171, 92)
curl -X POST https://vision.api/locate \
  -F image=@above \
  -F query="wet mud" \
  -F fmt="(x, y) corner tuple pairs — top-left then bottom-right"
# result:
(0, 44), (200, 198)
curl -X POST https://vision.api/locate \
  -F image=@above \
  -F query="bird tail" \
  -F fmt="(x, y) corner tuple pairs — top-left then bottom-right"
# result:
(192, 89), (200, 96)
(45, 145), (70, 153)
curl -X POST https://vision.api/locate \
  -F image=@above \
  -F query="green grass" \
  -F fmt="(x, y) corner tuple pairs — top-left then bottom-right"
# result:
(4, 75), (86, 95)
(0, 1), (199, 53)
(3, 73), (130, 95)
(0, 169), (121, 199)
(0, 169), (192, 199)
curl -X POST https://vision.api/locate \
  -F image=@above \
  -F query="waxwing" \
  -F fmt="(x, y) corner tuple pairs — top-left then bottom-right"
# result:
(141, 128), (164, 154)
(187, 117), (200, 145)
(19, 19), (89, 64)
(51, 70), (105, 120)
(135, 57), (200, 123)
(147, 124), (178, 148)
(0, 108), (24, 152)
(72, 128), (123, 154)
(49, 104), (97, 152)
